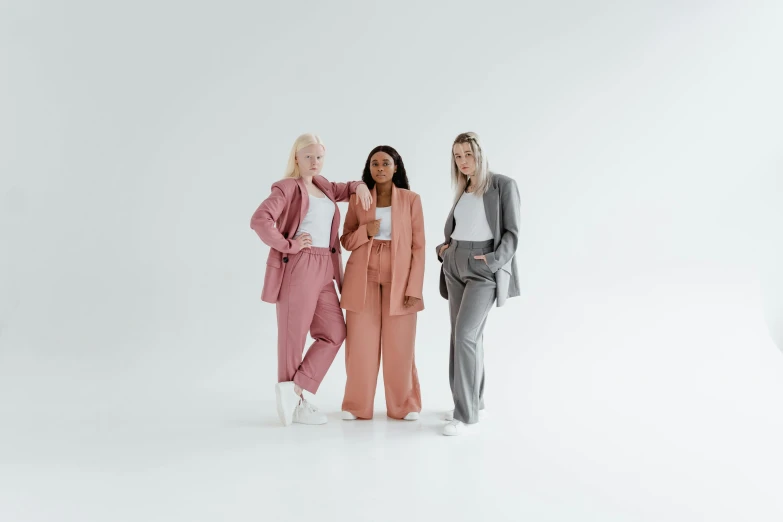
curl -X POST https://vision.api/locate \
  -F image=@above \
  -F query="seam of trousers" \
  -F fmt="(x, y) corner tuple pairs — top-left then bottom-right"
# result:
(461, 281), (495, 336)
(297, 278), (327, 385)
(469, 294), (494, 423)
(282, 278), (291, 382)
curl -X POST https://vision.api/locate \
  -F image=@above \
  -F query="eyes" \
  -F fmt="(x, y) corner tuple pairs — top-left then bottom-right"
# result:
(372, 161), (391, 167)
(454, 152), (472, 159)
(304, 155), (322, 160)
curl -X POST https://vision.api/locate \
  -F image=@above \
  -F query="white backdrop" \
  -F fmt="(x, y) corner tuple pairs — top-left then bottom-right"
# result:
(2, 1), (783, 521)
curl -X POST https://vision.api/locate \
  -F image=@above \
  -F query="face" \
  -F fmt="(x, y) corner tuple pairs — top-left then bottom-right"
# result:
(295, 144), (325, 177)
(369, 151), (396, 185)
(453, 142), (476, 177)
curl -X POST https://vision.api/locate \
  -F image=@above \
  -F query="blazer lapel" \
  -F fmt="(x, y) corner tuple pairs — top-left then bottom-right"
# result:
(369, 186), (378, 223)
(483, 177), (500, 246)
(390, 184), (401, 258)
(391, 184), (400, 237)
(312, 176), (337, 203)
(296, 177), (309, 223)
(312, 176), (343, 249)
(445, 196), (459, 238)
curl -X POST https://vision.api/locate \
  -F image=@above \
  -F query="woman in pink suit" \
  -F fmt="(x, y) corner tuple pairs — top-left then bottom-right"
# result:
(339, 145), (425, 421)
(250, 133), (372, 427)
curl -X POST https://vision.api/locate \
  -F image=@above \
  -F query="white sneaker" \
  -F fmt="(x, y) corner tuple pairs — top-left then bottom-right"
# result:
(292, 398), (328, 425)
(443, 420), (463, 436)
(341, 411), (358, 420)
(275, 382), (300, 426)
(403, 412), (419, 421)
(444, 409), (485, 422)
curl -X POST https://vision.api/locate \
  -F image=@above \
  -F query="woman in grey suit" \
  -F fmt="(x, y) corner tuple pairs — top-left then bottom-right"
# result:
(435, 131), (521, 436)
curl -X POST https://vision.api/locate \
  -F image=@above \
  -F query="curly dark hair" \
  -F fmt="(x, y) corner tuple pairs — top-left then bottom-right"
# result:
(361, 145), (410, 190)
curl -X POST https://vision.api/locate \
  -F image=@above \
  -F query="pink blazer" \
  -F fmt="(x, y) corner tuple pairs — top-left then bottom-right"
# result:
(250, 176), (364, 303)
(339, 185), (425, 316)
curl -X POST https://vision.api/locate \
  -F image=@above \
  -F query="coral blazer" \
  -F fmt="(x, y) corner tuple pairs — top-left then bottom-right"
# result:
(250, 176), (364, 303)
(339, 185), (425, 316)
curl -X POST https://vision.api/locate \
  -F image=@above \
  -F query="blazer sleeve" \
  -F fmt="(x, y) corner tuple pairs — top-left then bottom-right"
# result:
(405, 194), (425, 299)
(330, 180), (365, 203)
(485, 178), (521, 272)
(250, 182), (302, 254)
(340, 195), (371, 251)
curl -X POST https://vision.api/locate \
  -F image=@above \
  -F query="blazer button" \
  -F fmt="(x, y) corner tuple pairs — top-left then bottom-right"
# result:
(331, 248), (336, 253)
(283, 233), (289, 239)
(283, 257), (288, 263)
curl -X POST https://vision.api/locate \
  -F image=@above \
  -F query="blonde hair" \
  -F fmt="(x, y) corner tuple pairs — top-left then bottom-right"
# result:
(283, 133), (326, 179)
(451, 131), (492, 199)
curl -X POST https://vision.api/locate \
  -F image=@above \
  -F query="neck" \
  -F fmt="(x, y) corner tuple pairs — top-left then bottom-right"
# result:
(375, 181), (393, 196)
(301, 174), (314, 185)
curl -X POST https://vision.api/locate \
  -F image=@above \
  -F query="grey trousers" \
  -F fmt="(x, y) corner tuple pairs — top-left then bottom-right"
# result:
(443, 239), (496, 424)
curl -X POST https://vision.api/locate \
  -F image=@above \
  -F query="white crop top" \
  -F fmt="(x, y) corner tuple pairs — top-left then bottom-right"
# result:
(375, 206), (392, 240)
(450, 191), (493, 241)
(295, 195), (335, 248)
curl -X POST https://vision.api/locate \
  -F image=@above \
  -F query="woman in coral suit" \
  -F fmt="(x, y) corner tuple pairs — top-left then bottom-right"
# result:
(339, 145), (425, 421)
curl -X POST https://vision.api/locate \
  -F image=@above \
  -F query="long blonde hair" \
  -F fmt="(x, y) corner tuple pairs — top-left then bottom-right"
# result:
(451, 131), (492, 199)
(283, 133), (326, 179)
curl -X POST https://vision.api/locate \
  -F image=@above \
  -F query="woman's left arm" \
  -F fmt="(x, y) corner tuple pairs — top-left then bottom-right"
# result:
(330, 180), (362, 202)
(405, 194), (426, 300)
(326, 180), (362, 200)
(485, 178), (521, 272)
(330, 180), (372, 210)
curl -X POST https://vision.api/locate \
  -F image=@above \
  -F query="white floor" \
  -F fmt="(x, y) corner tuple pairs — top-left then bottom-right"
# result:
(2, 384), (782, 522)
(2, 289), (783, 522)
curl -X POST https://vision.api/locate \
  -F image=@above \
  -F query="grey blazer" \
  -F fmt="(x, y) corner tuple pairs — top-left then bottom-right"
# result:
(435, 173), (521, 307)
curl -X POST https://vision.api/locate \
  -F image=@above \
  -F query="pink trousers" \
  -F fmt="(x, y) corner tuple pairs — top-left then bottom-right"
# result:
(341, 240), (421, 419)
(276, 246), (346, 394)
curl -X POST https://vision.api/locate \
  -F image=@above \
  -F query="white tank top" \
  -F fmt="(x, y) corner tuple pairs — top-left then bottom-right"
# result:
(295, 195), (335, 248)
(450, 192), (494, 241)
(374, 206), (392, 240)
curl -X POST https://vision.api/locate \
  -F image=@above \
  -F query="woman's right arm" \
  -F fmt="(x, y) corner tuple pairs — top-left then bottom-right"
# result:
(435, 208), (451, 261)
(250, 183), (302, 254)
(340, 195), (371, 251)
(435, 241), (450, 262)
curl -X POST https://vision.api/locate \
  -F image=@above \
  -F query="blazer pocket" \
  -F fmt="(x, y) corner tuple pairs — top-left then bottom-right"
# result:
(267, 255), (281, 268)
(288, 254), (306, 281)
